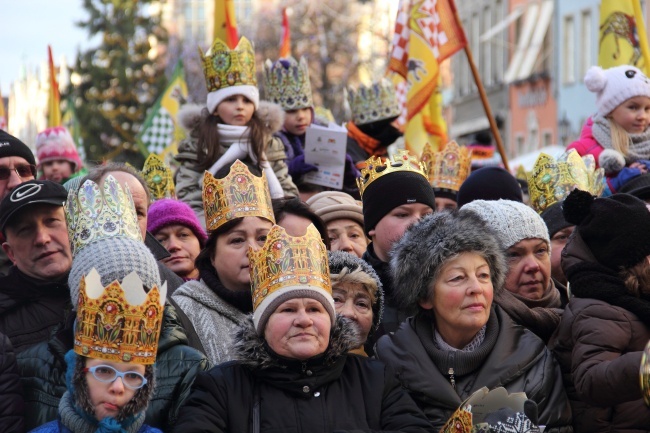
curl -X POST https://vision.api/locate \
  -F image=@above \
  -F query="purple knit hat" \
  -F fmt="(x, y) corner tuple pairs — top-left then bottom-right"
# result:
(147, 199), (208, 246)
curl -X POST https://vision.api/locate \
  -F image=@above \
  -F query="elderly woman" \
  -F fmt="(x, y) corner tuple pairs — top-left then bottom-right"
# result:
(549, 190), (650, 432)
(328, 251), (383, 355)
(172, 225), (434, 433)
(375, 211), (572, 432)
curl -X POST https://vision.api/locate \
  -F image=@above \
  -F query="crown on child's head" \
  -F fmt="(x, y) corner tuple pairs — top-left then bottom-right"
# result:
(356, 149), (428, 198)
(264, 56), (313, 111)
(142, 153), (176, 201)
(348, 79), (401, 125)
(421, 141), (472, 193)
(200, 37), (257, 93)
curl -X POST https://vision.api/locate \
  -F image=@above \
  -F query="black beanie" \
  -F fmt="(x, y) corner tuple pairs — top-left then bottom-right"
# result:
(618, 172), (650, 200)
(541, 201), (573, 237)
(563, 189), (650, 270)
(457, 166), (523, 207)
(0, 130), (36, 166)
(361, 171), (435, 236)
(433, 188), (457, 201)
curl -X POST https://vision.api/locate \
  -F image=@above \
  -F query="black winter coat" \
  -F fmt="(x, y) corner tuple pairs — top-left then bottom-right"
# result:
(0, 331), (23, 433)
(172, 316), (435, 433)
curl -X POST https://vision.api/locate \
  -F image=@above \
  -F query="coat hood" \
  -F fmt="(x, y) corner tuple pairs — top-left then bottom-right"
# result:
(178, 101), (286, 136)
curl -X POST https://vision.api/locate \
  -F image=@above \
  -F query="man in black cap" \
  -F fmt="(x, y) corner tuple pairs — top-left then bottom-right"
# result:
(0, 180), (72, 353)
(0, 130), (37, 200)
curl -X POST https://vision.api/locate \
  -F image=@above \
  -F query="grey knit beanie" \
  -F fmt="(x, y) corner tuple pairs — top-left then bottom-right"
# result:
(461, 199), (550, 251)
(390, 211), (507, 312)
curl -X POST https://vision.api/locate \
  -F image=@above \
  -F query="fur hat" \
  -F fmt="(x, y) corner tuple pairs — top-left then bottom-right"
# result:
(585, 65), (650, 116)
(306, 191), (364, 226)
(457, 166), (523, 207)
(462, 199), (550, 251)
(35, 126), (82, 172)
(0, 129), (36, 166)
(390, 211), (507, 312)
(563, 188), (650, 270)
(147, 198), (207, 246)
(207, 85), (259, 115)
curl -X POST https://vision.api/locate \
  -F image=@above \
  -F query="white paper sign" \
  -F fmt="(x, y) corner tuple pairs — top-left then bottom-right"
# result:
(303, 123), (348, 189)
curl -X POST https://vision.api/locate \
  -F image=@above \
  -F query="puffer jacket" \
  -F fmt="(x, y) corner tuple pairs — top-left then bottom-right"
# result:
(567, 117), (603, 166)
(0, 332), (23, 433)
(174, 102), (298, 227)
(18, 303), (211, 431)
(171, 316), (435, 433)
(375, 307), (573, 433)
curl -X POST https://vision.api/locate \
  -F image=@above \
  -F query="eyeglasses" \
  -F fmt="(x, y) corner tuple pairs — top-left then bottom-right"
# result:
(83, 365), (148, 389)
(0, 164), (36, 181)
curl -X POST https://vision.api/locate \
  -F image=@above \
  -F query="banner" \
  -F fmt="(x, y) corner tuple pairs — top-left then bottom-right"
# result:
(599, 0), (650, 75)
(214, 0), (238, 48)
(47, 45), (62, 128)
(280, 7), (291, 58)
(0, 85), (6, 131)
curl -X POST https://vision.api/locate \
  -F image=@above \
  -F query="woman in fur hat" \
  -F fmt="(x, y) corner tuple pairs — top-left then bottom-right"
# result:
(375, 211), (573, 432)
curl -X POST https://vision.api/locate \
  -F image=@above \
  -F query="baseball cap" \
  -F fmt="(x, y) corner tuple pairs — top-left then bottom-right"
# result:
(0, 180), (68, 232)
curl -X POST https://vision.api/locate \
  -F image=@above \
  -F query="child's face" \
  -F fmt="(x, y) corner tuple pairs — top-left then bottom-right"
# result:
(85, 358), (146, 421)
(368, 203), (433, 262)
(42, 159), (73, 183)
(284, 107), (312, 136)
(609, 95), (650, 134)
(215, 94), (255, 126)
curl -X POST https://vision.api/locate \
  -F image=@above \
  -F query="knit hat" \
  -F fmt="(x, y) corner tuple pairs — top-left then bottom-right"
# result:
(457, 166), (523, 207)
(35, 127), (82, 172)
(306, 191), (364, 226)
(540, 201), (573, 237)
(207, 85), (260, 115)
(585, 65), (650, 116)
(563, 188), (650, 270)
(0, 129), (36, 166)
(462, 199), (550, 250)
(390, 211), (507, 312)
(147, 198), (208, 246)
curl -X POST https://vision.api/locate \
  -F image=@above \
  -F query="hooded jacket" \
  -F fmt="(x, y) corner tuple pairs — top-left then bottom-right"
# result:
(171, 316), (435, 433)
(0, 332), (23, 433)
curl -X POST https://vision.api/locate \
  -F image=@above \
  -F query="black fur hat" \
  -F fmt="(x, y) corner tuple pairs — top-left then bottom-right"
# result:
(390, 210), (507, 311)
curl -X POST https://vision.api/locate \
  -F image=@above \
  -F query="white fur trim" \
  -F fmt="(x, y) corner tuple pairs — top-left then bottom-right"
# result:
(206, 86), (260, 114)
(598, 148), (626, 174)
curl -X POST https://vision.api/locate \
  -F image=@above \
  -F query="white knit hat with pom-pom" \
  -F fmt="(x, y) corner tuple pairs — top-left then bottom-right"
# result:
(584, 65), (650, 116)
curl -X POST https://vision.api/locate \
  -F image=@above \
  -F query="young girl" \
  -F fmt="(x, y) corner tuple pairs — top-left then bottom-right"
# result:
(568, 65), (650, 193)
(35, 126), (84, 184)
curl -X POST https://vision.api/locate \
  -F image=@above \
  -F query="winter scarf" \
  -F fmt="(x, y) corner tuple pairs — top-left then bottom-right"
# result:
(276, 131), (304, 161)
(592, 112), (650, 162)
(434, 326), (486, 352)
(58, 392), (145, 433)
(347, 122), (384, 157)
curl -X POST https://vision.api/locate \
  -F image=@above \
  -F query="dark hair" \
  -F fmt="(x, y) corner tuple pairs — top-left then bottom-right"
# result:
(83, 162), (151, 205)
(195, 217), (245, 270)
(272, 197), (331, 249)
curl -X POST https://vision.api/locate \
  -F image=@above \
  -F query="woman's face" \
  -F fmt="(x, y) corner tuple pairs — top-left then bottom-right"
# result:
(333, 282), (373, 344)
(504, 238), (551, 300)
(327, 218), (368, 258)
(211, 216), (273, 292)
(85, 358), (145, 421)
(215, 94), (255, 126)
(420, 252), (493, 349)
(264, 298), (331, 360)
(156, 224), (202, 279)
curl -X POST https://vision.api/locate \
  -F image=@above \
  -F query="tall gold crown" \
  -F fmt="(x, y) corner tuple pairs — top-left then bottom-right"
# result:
(202, 160), (275, 231)
(200, 37), (256, 93)
(66, 175), (141, 257)
(528, 150), (605, 214)
(356, 149), (428, 198)
(248, 224), (331, 313)
(74, 269), (167, 364)
(421, 141), (472, 192)
(264, 57), (313, 110)
(348, 79), (401, 125)
(142, 153), (176, 201)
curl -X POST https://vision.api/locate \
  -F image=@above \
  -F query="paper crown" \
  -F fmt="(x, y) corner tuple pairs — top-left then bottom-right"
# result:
(356, 149), (428, 198)
(74, 269), (167, 364)
(202, 160), (275, 231)
(66, 175), (141, 257)
(264, 57), (313, 110)
(248, 224), (331, 312)
(200, 37), (257, 93)
(348, 79), (401, 125)
(642, 340), (650, 407)
(527, 150), (605, 214)
(142, 153), (176, 201)
(421, 141), (472, 192)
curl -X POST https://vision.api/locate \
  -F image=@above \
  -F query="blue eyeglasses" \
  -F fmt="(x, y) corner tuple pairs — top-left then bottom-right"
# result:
(83, 365), (148, 390)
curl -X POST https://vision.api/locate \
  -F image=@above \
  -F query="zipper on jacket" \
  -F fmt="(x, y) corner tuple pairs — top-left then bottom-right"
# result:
(447, 352), (456, 389)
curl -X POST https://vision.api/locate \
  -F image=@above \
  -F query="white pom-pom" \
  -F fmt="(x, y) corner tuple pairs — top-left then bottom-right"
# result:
(599, 148), (626, 174)
(584, 66), (607, 93)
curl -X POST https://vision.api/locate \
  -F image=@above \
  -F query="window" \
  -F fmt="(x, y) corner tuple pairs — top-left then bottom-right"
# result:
(543, 131), (553, 148)
(516, 135), (525, 157)
(483, 6), (492, 86)
(580, 10), (592, 78)
(493, 0), (504, 83)
(563, 15), (575, 84)
(471, 13), (480, 92)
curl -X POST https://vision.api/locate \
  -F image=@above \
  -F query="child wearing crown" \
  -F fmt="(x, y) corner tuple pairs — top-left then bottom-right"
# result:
(175, 37), (298, 227)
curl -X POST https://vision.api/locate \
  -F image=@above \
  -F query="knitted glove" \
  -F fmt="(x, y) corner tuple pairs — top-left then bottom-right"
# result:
(287, 154), (318, 178)
(608, 166), (642, 192)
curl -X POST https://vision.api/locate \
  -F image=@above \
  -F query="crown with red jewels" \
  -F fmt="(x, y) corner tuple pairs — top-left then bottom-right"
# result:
(356, 149), (428, 198)
(200, 37), (257, 93)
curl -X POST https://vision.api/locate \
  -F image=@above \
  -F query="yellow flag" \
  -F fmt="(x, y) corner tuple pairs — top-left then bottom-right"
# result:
(599, 0), (650, 74)
(0, 85), (6, 130)
(214, 0), (238, 49)
(47, 45), (62, 127)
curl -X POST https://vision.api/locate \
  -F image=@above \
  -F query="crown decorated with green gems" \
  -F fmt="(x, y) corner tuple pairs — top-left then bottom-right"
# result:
(348, 79), (401, 125)
(356, 149), (428, 197)
(66, 175), (141, 257)
(264, 57), (313, 110)
(200, 37), (257, 93)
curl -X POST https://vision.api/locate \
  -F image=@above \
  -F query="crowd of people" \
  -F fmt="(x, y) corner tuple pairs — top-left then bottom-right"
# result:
(0, 35), (649, 433)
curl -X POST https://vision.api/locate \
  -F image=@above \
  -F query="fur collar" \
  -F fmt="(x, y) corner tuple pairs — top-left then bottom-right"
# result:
(178, 101), (285, 135)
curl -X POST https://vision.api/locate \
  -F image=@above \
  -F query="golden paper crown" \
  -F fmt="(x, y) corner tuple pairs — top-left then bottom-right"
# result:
(74, 269), (167, 364)
(200, 37), (256, 93)
(264, 57), (313, 110)
(642, 340), (650, 406)
(202, 160), (275, 231)
(66, 175), (141, 257)
(348, 79), (401, 125)
(142, 153), (176, 201)
(356, 149), (428, 198)
(421, 141), (472, 192)
(248, 224), (331, 312)
(527, 150), (605, 214)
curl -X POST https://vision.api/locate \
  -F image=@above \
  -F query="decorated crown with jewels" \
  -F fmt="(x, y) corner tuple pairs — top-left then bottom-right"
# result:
(66, 175), (141, 257)
(527, 150), (605, 214)
(74, 269), (166, 364)
(200, 37), (257, 93)
(348, 79), (401, 125)
(356, 149), (428, 198)
(202, 160), (275, 231)
(421, 141), (472, 192)
(264, 56), (313, 110)
(142, 153), (176, 201)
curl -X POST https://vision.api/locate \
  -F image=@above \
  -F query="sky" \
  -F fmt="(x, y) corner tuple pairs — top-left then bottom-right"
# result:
(0, 0), (90, 93)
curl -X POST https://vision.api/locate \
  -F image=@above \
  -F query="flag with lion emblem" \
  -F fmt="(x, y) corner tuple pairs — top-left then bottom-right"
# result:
(599, 0), (650, 75)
